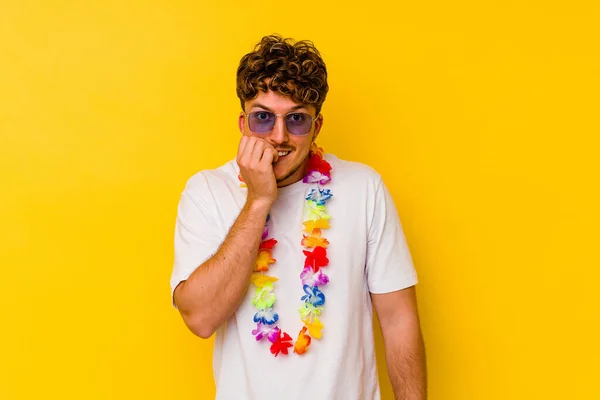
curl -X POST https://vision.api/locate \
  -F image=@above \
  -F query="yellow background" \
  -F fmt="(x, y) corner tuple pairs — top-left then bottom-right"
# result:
(1, 1), (599, 399)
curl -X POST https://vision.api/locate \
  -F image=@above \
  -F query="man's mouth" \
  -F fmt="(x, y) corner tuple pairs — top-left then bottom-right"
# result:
(277, 150), (291, 159)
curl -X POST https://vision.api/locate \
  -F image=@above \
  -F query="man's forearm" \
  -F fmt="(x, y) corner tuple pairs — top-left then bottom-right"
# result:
(174, 199), (271, 338)
(385, 322), (427, 400)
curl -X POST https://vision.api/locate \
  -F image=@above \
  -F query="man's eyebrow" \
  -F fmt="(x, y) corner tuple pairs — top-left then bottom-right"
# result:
(249, 103), (308, 112)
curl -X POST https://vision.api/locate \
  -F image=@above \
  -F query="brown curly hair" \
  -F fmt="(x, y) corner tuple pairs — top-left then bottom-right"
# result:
(236, 35), (329, 115)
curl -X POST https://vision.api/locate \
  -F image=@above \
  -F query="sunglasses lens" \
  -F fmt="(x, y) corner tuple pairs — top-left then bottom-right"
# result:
(248, 112), (275, 133)
(286, 113), (313, 135)
(247, 112), (314, 135)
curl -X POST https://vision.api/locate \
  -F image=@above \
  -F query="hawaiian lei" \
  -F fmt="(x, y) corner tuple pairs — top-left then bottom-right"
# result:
(238, 142), (333, 357)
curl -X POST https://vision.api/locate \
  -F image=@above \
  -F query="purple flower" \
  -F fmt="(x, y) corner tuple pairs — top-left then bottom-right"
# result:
(252, 323), (280, 343)
(261, 214), (271, 240)
(300, 267), (329, 287)
(303, 171), (331, 185)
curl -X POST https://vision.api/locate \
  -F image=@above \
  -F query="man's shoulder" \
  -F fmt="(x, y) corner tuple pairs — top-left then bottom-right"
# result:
(326, 153), (382, 186)
(183, 159), (237, 195)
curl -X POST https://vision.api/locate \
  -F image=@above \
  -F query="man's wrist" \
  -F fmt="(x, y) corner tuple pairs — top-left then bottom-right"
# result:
(245, 197), (272, 216)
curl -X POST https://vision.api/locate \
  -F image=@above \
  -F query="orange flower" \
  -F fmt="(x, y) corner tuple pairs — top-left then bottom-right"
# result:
(254, 249), (275, 272)
(310, 142), (324, 158)
(293, 326), (312, 355)
(303, 219), (330, 233)
(301, 228), (330, 249)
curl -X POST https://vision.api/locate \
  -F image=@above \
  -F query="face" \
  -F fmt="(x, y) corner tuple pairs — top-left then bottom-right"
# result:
(239, 90), (323, 187)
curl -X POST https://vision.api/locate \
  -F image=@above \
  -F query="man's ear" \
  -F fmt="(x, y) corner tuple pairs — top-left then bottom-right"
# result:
(238, 112), (245, 134)
(312, 114), (324, 141)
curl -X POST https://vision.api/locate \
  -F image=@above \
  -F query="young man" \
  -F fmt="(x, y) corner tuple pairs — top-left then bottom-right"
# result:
(170, 35), (427, 400)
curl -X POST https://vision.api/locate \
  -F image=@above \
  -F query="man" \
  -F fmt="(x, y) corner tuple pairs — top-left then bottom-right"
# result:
(170, 35), (427, 400)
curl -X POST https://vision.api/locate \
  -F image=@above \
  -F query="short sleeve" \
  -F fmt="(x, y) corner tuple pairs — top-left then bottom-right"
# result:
(169, 174), (224, 307)
(365, 177), (418, 293)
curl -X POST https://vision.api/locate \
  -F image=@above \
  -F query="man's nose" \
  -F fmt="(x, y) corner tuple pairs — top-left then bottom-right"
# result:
(269, 116), (289, 144)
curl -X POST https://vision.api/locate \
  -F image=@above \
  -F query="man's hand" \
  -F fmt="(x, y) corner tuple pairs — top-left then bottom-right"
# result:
(237, 136), (279, 207)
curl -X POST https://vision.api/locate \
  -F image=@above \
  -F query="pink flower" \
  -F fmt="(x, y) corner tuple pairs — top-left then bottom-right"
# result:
(303, 171), (331, 185)
(261, 224), (269, 240)
(300, 266), (329, 287)
(252, 323), (280, 343)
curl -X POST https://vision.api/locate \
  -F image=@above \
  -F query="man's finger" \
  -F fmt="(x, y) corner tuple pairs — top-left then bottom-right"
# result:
(260, 146), (276, 166)
(263, 145), (278, 164)
(250, 139), (266, 163)
(241, 137), (258, 164)
(238, 135), (248, 158)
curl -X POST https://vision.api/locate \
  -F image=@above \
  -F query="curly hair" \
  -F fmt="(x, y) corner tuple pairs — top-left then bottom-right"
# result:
(236, 35), (329, 115)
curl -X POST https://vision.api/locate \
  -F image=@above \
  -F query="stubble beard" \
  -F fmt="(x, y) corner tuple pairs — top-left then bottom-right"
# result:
(276, 150), (311, 187)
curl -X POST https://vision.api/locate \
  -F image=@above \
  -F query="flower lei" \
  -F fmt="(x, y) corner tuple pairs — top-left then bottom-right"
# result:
(238, 142), (333, 357)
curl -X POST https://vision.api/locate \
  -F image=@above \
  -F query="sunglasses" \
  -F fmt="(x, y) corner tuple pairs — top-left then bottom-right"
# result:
(244, 111), (319, 136)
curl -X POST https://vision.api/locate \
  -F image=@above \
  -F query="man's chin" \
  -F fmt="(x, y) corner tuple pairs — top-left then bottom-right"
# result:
(274, 152), (309, 186)
(275, 166), (303, 187)
(275, 173), (294, 186)
(273, 162), (290, 179)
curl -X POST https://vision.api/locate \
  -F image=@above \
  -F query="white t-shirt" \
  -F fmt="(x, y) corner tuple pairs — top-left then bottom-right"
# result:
(170, 153), (418, 400)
